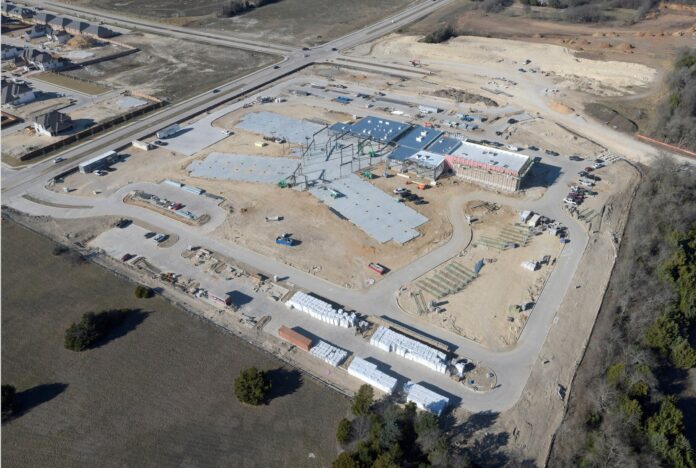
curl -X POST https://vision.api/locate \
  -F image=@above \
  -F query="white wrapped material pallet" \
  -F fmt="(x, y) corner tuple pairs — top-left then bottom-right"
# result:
(310, 340), (348, 367)
(286, 291), (357, 328)
(404, 381), (449, 416)
(347, 357), (398, 394)
(369, 327), (449, 374)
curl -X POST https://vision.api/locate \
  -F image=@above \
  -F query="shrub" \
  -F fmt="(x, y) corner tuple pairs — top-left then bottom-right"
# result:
(64, 310), (131, 351)
(134, 285), (154, 299)
(422, 25), (457, 44)
(351, 384), (374, 416)
(234, 367), (270, 405)
(337, 418), (353, 444)
(64, 312), (102, 351)
(606, 362), (625, 386)
(332, 452), (359, 468)
(1, 385), (16, 418)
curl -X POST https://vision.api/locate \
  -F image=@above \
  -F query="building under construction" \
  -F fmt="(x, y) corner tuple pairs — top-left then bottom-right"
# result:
(330, 116), (533, 191)
(445, 140), (533, 192)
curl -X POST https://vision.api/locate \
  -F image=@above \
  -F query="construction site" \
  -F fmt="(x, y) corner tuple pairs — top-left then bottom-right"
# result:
(5, 0), (680, 461)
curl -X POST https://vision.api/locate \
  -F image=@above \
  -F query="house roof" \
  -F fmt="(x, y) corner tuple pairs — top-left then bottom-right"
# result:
(49, 16), (71, 27)
(66, 19), (88, 31)
(34, 12), (56, 23)
(83, 23), (113, 37)
(33, 110), (72, 133)
(1, 79), (33, 104)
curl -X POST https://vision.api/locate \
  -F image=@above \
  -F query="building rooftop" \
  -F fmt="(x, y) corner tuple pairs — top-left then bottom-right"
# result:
(406, 150), (446, 169)
(426, 136), (462, 154)
(449, 140), (532, 176)
(392, 124), (443, 151)
(33, 110), (72, 134)
(335, 116), (410, 144)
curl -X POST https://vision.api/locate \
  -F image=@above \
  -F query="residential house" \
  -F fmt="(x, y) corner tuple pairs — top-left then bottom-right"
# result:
(50, 30), (71, 44)
(48, 16), (71, 31)
(33, 11), (56, 25)
(64, 19), (88, 35)
(1, 44), (21, 60)
(24, 23), (49, 39)
(83, 23), (114, 38)
(1, 78), (36, 105)
(32, 51), (62, 70)
(33, 110), (73, 136)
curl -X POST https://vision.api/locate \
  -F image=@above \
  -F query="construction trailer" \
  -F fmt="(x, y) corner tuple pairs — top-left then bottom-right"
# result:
(445, 140), (534, 192)
(156, 123), (180, 139)
(78, 150), (119, 174)
(278, 325), (313, 351)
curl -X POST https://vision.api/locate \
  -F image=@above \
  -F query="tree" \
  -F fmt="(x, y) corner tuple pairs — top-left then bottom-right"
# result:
(337, 418), (353, 444)
(134, 285), (154, 299)
(64, 312), (101, 351)
(351, 384), (374, 416)
(331, 452), (359, 468)
(234, 367), (270, 405)
(645, 398), (695, 468)
(2, 385), (16, 419)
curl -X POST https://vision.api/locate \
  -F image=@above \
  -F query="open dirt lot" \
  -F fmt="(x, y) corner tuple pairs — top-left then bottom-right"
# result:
(359, 34), (657, 97)
(399, 202), (562, 350)
(1, 219), (348, 467)
(65, 0), (416, 46)
(33, 72), (110, 96)
(64, 32), (276, 102)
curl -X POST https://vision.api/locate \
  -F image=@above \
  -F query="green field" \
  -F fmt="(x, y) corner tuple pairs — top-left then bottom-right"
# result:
(1, 219), (348, 467)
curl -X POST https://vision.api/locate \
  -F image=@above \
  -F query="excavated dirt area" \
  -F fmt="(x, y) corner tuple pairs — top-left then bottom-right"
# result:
(399, 203), (562, 350)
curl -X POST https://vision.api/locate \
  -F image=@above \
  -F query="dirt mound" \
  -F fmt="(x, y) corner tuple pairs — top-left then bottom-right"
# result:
(433, 88), (499, 107)
(616, 42), (635, 52)
(67, 35), (98, 49)
(549, 100), (574, 114)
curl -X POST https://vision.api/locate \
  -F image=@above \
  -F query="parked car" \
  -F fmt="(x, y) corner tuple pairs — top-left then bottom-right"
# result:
(563, 198), (578, 206)
(569, 155), (584, 161)
(154, 234), (168, 243)
(144, 232), (156, 239)
(592, 162), (604, 169)
(393, 188), (409, 194)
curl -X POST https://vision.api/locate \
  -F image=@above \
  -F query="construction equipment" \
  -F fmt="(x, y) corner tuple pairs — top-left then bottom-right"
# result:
(277, 179), (289, 188)
(362, 170), (375, 180)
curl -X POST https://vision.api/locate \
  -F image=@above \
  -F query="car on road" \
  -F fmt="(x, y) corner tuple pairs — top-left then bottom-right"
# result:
(331, 47), (338, 51)
(212, 88), (220, 93)
(144, 232), (156, 239)
(53, 157), (65, 164)
(569, 155), (584, 161)
(273, 65), (280, 69)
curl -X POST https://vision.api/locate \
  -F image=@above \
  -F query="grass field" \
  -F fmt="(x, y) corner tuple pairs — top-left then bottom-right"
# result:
(1, 219), (348, 467)
(67, 0), (415, 46)
(33, 72), (110, 96)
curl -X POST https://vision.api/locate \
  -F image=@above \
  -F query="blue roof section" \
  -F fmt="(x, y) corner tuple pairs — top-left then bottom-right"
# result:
(426, 136), (462, 155)
(393, 125), (443, 151)
(341, 116), (410, 143)
(388, 146), (418, 161)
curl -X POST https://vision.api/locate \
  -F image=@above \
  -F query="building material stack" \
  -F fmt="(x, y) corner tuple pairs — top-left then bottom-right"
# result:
(285, 291), (357, 328)
(347, 357), (398, 394)
(309, 340), (348, 367)
(369, 326), (449, 374)
(404, 381), (449, 416)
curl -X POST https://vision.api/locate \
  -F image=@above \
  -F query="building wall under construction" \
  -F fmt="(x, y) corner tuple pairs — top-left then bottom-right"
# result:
(450, 164), (522, 192)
